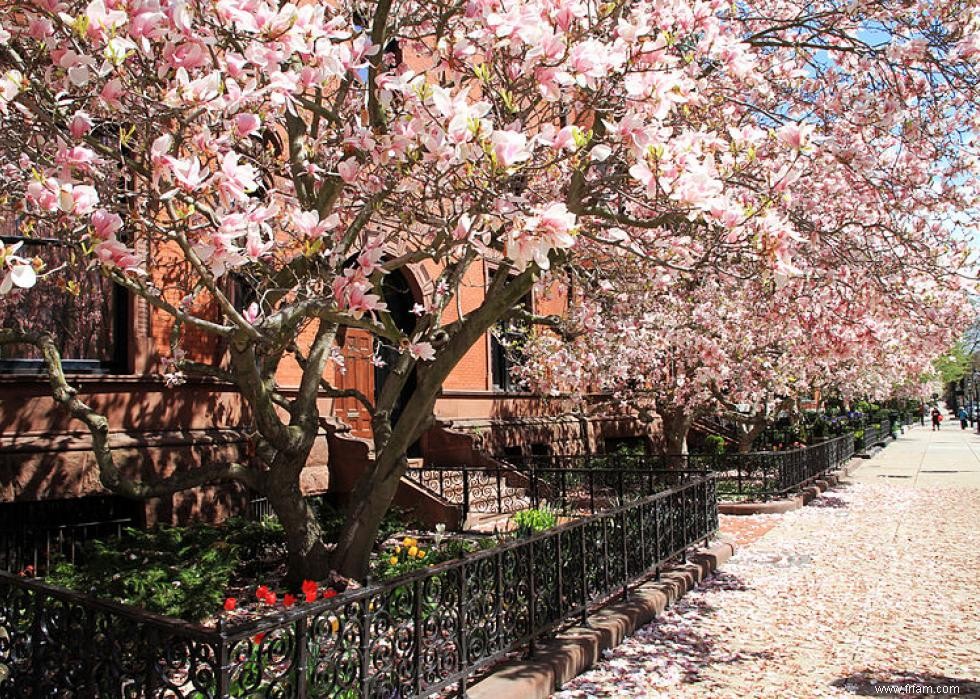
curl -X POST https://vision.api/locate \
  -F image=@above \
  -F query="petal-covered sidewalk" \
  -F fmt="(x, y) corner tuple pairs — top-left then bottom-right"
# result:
(556, 431), (980, 698)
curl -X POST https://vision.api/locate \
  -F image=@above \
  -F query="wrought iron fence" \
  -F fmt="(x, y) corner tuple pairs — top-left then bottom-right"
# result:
(708, 433), (855, 500)
(405, 460), (711, 519)
(0, 496), (141, 575)
(855, 422), (891, 452)
(0, 475), (718, 698)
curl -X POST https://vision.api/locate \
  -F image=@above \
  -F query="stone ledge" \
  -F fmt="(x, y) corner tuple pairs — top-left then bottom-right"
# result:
(717, 477), (839, 516)
(467, 541), (734, 699)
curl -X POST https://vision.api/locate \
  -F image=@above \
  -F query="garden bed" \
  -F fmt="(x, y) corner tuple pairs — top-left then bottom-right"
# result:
(0, 476), (718, 698)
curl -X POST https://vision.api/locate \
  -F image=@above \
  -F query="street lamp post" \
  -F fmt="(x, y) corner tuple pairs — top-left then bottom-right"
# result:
(971, 371), (977, 428)
(974, 370), (979, 433)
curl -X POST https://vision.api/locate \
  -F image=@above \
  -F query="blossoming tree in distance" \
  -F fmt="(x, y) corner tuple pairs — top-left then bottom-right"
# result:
(520, 253), (972, 454)
(0, 0), (978, 581)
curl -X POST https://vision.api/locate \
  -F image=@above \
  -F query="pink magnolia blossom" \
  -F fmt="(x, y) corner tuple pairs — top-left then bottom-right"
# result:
(490, 130), (531, 168)
(93, 237), (144, 274)
(68, 111), (93, 138)
(292, 209), (338, 238)
(332, 270), (388, 320)
(776, 122), (815, 152)
(243, 232), (273, 261)
(216, 152), (258, 204)
(26, 178), (61, 212)
(163, 42), (209, 70)
(167, 156), (209, 191)
(0, 69), (23, 112)
(407, 341), (436, 361)
(0, 241), (37, 295)
(337, 158), (361, 184)
(90, 209), (123, 239)
(234, 113), (262, 138)
(243, 302), (261, 324)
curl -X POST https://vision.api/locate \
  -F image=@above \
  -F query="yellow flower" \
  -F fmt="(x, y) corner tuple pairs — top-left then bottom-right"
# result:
(408, 546), (418, 558)
(389, 556), (399, 565)
(402, 537), (413, 548)
(394, 546), (402, 554)
(417, 550), (426, 559)
(328, 615), (340, 633)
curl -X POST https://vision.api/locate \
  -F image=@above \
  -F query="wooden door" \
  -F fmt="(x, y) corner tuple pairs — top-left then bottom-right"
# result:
(334, 329), (375, 438)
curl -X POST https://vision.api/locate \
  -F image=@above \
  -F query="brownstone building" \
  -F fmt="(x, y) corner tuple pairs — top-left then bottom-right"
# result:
(0, 238), (653, 537)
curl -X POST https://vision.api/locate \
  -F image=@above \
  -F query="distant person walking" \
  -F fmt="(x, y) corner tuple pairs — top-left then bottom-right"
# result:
(931, 407), (942, 431)
(958, 406), (969, 430)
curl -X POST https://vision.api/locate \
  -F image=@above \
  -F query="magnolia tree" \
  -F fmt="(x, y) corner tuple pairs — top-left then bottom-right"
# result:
(1, 0), (978, 582)
(520, 237), (974, 453)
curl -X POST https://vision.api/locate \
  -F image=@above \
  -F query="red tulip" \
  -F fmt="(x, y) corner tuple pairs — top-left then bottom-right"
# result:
(302, 579), (318, 603)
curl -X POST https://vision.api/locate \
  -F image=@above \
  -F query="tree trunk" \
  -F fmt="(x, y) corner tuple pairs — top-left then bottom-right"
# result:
(660, 409), (690, 470)
(737, 421), (763, 453)
(266, 475), (332, 586)
(330, 460), (404, 581)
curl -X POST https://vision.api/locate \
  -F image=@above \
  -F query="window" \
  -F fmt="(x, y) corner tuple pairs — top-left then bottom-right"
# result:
(529, 442), (552, 458)
(489, 272), (532, 393)
(0, 224), (128, 374)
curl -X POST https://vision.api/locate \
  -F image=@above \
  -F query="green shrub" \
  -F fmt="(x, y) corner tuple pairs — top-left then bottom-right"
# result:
(46, 517), (285, 622)
(703, 435), (726, 455)
(512, 507), (557, 536)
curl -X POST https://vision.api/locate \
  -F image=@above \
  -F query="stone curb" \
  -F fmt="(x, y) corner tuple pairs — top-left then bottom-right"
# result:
(717, 474), (843, 516)
(467, 541), (735, 699)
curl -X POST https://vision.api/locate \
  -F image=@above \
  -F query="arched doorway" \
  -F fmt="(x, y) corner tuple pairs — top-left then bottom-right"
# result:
(333, 266), (421, 455)
(374, 269), (418, 431)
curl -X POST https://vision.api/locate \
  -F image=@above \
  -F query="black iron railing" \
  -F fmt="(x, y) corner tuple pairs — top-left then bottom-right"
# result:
(855, 422), (891, 452)
(707, 433), (855, 500)
(405, 461), (710, 519)
(0, 496), (141, 574)
(0, 474), (718, 698)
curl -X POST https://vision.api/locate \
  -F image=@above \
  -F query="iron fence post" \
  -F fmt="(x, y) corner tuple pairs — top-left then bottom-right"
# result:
(620, 511), (629, 600)
(560, 469), (567, 513)
(495, 467), (502, 514)
(456, 563), (468, 699)
(653, 498), (661, 580)
(494, 550), (504, 653)
(680, 489), (687, 564)
(142, 625), (158, 697)
(638, 500), (647, 573)
(295, 615), (308, 697)
(462, 469), (470, 520)
(528, 537), (537, 658)
(359, 596), (371, 698)
(588, 469), (595, 514)
(601, 516), (610, 593)
(736, 453), (743, 496)
(556, 531), (564, 617)
(30, 588), (42, 692)
(412, 577), (423, 697)
(579, 525), (589, 626)
(216, 620), (231, 699)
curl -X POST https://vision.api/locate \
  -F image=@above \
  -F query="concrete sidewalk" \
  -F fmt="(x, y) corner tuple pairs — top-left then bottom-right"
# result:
(850, 423), (980, 488)
(555, 427), (980, 698)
